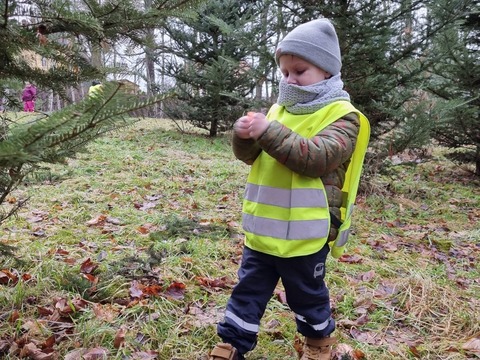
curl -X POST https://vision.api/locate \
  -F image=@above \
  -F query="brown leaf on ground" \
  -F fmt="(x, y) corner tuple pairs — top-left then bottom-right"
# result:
(196, 275), (234, 290)
(409, 345), (422, 358)
(54, 297), (88, 316)
(186, 303), (224, 327)
(114, 326), (127, 348)
(349, 328), (379, 344)
(332, 343), (366, 360)
(164, 281), (186, 300)
(80, 258), (98, 274)
(293, 334), (303, 357)
(130, 280), (144, 298)
(134, 202), (157, 211)
(373, 281), (397, 298)
(129, 351), (158, 359)
(0, 339), (11, 353)
(81, 347), (109, 359)
(462, 336), (480, 354)
(21, 320), (46, 336)
(55, 248), (70, 255)
(19, 342), (53, 360)
(359, 270), (375, 281)
(106, 216), (122, 225)
(0, 269), (19, 285)
(9, 310), (20, 323)
(37, 306), (54, 316)
(85, 214), (107, 226)
(44, 335), (55, 349)
(142, 283), (163, 296)
(138, 223), (155, 234)
(81, 273), (98, 284)
(338, 254), (363, 264)
(64, 348), (87, 360)
(92, 303), (121, 322)
(337, 314), (369, 329)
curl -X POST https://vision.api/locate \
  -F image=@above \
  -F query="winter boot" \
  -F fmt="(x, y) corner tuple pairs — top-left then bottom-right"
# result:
(300, 337), (336, 360)
(209, 343), (239, 360)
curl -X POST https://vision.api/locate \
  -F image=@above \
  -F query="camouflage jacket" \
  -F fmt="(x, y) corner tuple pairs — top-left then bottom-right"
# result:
(232, 112), (360, 241)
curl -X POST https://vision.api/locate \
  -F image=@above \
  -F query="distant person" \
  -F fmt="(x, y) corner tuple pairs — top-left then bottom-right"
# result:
(21, 82), (37, 112)
(208, 19), (370, 360)
(36, 24), (48, 45)
(88, 81), (103, 97)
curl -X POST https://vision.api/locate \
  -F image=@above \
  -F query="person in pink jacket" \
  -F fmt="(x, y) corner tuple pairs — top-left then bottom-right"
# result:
(22, 82), (37, 112)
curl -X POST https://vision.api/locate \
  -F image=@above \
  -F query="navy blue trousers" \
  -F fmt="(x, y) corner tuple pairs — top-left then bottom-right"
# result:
(217, 244), (334, 355)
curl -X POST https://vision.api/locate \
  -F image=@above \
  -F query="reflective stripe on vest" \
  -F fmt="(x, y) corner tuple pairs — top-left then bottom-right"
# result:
(243, 101), (370, 258)
(245, 183), (328, 208)
(242, 213), (330, 240)
(243, 183), (330, 239)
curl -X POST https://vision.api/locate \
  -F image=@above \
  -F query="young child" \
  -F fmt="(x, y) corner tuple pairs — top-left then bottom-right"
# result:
(209, 18), (370, 360)
(21, 82), (37, 112)
(88, 80), (103, 97)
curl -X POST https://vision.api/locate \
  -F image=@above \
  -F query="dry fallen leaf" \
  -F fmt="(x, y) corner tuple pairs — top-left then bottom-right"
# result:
(332, 343), (366, 360)
(82, 347), (109, 359)
(114, 326), (127, 349)
(462, 336), (480, 354)
(20, 342), (53, 360)
(85, 214), (107, 226)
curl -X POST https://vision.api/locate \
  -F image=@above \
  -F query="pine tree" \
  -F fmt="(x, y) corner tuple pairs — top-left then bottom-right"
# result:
(427, 0), (480, 175)
(271, 1), (463, 154)
(158, 0), (271, 136)
(0, 0), (203, 231)
(240, 0), (475, 170)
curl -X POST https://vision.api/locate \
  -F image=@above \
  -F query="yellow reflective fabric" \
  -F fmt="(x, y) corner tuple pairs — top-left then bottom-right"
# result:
(88, 84), (103, 97)
(243, 101), (370, 258)
(330, 111), (370, 258)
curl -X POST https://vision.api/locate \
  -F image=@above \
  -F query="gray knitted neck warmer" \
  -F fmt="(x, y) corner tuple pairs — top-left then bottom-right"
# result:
(277, 74), (350, 115)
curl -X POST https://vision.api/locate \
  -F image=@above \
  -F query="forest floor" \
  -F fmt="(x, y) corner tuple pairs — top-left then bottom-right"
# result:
(1, 118), (479, 359)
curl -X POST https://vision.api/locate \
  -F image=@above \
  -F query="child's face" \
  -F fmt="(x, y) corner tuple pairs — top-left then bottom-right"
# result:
(278, 55), (331, 86)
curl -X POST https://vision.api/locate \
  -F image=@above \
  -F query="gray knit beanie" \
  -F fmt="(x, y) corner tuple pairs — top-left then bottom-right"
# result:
(275, 19), (342, 76)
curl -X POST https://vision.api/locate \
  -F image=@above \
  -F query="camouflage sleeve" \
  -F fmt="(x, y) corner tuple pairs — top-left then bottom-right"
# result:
(256, 113), (360, 177)
(231, 134), (262, 165)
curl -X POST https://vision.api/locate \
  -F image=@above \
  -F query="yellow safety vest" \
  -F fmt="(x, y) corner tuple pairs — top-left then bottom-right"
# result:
(88, 84), (103, 97)
(243, 101), (370, 258)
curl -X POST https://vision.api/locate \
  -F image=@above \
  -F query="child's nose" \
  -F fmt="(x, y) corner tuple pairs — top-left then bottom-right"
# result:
(287, 76), (297, 85)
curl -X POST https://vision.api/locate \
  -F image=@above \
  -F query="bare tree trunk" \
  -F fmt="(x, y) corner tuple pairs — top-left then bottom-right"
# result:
(143, 0), (157, 118)
(48, 91), (53, 112)
(70, 86), (76, 103)
(402, 0), (413, 46)
(476, 145), (480, 176)
(91, 43), (103, 69)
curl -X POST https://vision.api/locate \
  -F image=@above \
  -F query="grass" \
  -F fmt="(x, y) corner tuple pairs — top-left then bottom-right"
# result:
(1, 118), (479, 359)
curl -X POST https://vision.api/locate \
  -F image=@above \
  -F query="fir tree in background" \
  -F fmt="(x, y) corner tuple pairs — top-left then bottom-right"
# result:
(274, 1), (464, 153)
(0, 0), (203, 94)
(0, 0), (203, 232)
(261, 0), (478, 173)
(427, 0), (480, 175)
(158, 0), (272, 137)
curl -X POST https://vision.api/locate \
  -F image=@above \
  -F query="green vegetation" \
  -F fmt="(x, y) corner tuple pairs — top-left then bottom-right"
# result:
(1, 119), (479, 359)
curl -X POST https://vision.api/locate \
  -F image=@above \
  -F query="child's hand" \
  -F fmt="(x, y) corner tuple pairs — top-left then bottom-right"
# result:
(247, 112), (269, 140)
(233, 115), (253, 139)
